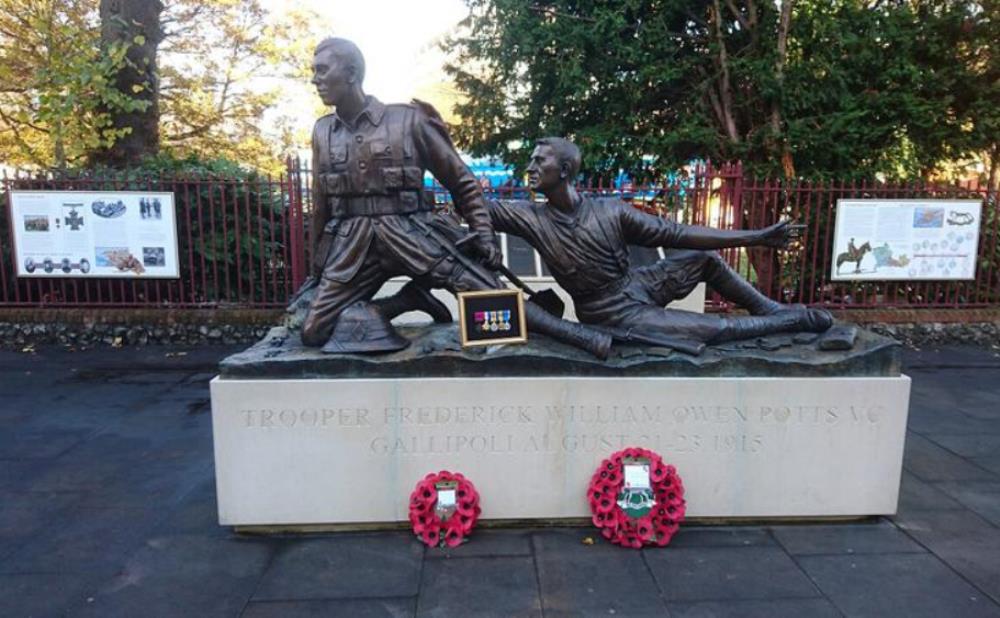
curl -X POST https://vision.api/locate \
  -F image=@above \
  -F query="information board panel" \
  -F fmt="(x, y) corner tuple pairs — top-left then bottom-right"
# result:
(831, 199), (981, 281)
(9, 191), (179, 278)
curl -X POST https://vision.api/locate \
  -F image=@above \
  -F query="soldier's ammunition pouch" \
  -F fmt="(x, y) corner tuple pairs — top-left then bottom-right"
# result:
(320, 166), (424, 195)
(322, 165), (432, 217)
(312, 218), (340, 276)
(325, 192), (434, 217)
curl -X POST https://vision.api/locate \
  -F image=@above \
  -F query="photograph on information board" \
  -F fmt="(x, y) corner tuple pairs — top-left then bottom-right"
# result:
(9, 191), (180, 279)
(831, 199), (981, 281)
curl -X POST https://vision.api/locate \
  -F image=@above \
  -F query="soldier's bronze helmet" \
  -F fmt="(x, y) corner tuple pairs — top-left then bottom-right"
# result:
(321, 301), (409, 354)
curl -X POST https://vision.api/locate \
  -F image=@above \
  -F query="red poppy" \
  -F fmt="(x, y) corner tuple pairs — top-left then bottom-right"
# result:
(409, 471), (481, 548)
(587, 448), (686, 549)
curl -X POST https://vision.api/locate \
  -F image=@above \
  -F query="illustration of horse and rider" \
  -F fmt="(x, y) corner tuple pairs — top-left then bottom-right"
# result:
(836, 237), (871, 274)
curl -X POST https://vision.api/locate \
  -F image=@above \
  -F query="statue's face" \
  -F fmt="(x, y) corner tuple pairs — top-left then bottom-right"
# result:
(311, 48), (351, 106)
(526, 145), (564, 193)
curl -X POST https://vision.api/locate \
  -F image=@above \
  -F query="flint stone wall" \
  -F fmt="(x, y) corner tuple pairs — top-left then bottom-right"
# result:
(0, 307), (996, 350)
(0, 322), (270, 347)
(868, 322), (999, 348)
(0, 308), (279, 348)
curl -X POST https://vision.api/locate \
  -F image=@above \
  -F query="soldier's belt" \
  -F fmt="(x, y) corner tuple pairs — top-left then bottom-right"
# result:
(327, 193), (434, 217)
(574, 274), (632, 303)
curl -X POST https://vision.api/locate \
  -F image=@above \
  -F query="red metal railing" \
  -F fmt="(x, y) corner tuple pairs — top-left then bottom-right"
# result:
(726, 176), (997, 309)
(1, 166), (305, 308)
(1, 160), (996, 310)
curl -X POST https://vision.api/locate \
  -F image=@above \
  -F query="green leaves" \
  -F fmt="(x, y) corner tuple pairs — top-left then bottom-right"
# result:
(0, 0), (147, 168)
(0, 0), (323, 173)
(447, 0), (997, 182)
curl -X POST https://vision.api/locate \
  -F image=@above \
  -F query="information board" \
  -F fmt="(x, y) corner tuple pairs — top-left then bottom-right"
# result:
(831, 199), (981, 281)
(9, 191), (180, 278)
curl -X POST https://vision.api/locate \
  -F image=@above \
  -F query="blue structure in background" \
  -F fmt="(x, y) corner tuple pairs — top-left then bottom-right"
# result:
(423, 154), (697, 203)
(425, 155), (529, 203)
(424, 156), (517, 189)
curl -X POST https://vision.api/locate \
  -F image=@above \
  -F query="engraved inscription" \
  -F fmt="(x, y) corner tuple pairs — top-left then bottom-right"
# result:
(241, 407), (370, 428)
(238, 400), (882, 458)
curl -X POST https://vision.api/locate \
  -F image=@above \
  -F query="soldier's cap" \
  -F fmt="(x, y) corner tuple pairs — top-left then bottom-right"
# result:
(322, 301), (409, 354)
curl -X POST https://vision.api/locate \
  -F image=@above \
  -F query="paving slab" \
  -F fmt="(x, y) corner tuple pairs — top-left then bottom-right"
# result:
(0, 573), (101, 618)
(242, 598), (415, 618)
(643, 546), (820, 602)
(416, 556), (541, 618)
(0, 491), (81, 540)
(771, 520), (925, 555)
(533, 530), (667, 616)
(897, 472), (964, 512)
(424, 529), (533, 559)
(934, 481), (1000, 526)
(928, 434), (1000, 458)
(253, 534), (424, 601)
(906, 409), (1000, 436)
(667, 598), (842, 618)
(896, 509), (1000, 604)
(75, 459), (213, 510)
(68, 534), (273, 618)
(3, 506), (161, 575)
(904, 432), (999, 482)
(0, 491), (82, 564)
(667, 526), (776, 548)
(158, 477), (230, 538)
(0, 459), (47, 491)
(0, 427), (92, 459)
(799, 552), (1000, 618)
(974, 456), (1000, 477)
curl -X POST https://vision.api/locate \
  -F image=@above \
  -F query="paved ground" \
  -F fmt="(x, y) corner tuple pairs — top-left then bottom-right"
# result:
(1, 343), (999, 617)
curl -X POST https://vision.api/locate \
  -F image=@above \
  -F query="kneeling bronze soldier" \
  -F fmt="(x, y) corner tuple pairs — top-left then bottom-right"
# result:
(300, 39), (611, 358)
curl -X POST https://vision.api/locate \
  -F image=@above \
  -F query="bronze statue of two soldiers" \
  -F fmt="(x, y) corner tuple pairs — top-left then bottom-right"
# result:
(300, 38), (832, 358)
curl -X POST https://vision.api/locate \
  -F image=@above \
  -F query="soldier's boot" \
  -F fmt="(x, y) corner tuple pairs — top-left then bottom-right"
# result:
(710, 308), (834, 344)
(702, 252), (784, 315)
(524, 303), (613, 360)
(703, 253), (834, 330)
(374, 281), (453, 323)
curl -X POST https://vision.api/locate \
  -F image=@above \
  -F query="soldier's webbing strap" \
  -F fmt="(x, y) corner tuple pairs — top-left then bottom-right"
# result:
(400, 106), (414, 161)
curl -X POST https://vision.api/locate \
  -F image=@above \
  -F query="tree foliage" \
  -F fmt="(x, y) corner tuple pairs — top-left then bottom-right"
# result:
(445, 0), (998, 182)
(0, 0), (321, 172)
(0, 0), (147, 168)
(157, 0), (320, 173)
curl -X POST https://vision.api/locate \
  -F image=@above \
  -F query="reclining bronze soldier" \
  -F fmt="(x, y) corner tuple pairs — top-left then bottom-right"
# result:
(299, 39), (612, 358)
(485, 137), (834, 354)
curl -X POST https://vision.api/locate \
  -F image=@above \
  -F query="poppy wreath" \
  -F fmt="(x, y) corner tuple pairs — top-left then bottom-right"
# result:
(408, 471), (481, 548)
(588, 447), (686, 548)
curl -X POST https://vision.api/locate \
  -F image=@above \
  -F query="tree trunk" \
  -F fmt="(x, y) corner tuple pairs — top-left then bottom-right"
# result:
(91, 0), (163, 166)
(987, 143), (999, 192)
(710, 0), (740, 145)
(770, 0), (795, 178)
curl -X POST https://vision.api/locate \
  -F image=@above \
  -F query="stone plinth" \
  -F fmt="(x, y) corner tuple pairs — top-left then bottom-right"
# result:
(211, 325), (910, 526)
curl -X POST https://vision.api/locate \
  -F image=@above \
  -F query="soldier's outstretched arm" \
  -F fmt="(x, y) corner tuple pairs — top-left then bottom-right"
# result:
(620, 203), (796, 250)
(485, 199), (535, 236)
